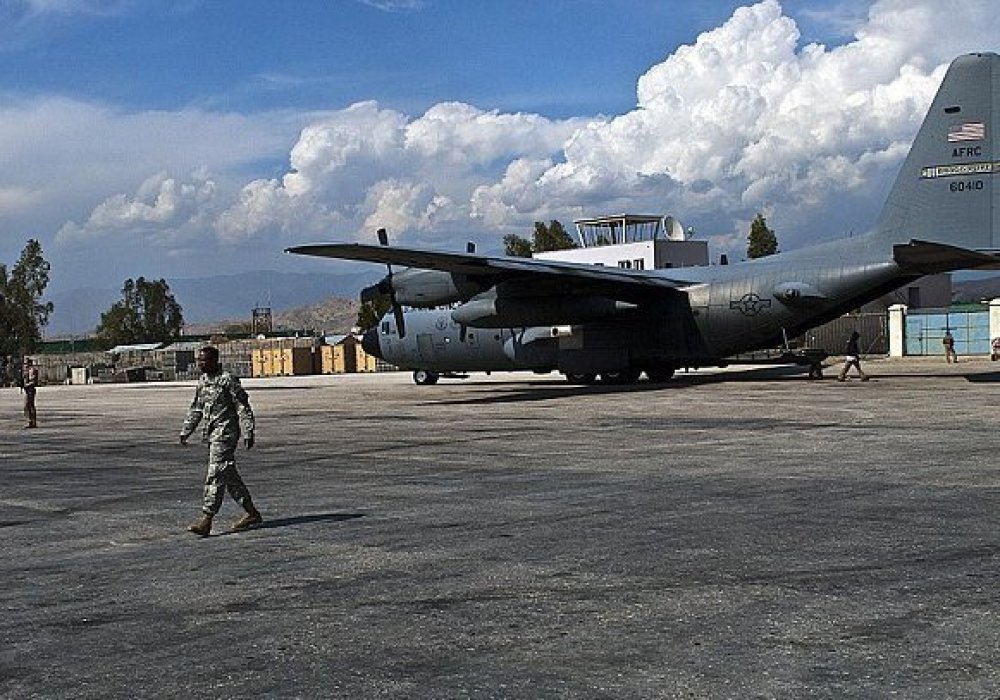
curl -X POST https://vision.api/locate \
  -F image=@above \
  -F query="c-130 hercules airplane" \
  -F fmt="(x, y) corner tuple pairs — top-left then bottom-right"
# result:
(289, 53), (1000, 385)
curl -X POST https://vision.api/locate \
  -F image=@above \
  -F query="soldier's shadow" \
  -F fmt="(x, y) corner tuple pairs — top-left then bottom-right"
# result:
(258, 513), (365, 530)
(215, 513), (364, 536)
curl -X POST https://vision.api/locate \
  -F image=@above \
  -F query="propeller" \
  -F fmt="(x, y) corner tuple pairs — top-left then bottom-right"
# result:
(458, 241), (475, 342)
(374, 227), (406, 338)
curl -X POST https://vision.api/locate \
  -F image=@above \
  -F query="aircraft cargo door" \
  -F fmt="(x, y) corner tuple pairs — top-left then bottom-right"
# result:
(417, 333), (437, 362)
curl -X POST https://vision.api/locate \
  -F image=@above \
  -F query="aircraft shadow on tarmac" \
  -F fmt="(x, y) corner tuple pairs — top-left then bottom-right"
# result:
(431, 366), (812, 406)
(961, 371), (1000, 383)
(860, 370), (1000, 383)
(430, 364), (1000, 405)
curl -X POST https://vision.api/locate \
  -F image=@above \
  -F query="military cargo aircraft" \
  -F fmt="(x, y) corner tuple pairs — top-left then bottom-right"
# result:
(289, 53), (1000, 385)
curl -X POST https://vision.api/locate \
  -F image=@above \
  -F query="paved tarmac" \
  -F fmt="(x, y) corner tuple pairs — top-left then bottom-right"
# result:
(2, 357), (1000, 698)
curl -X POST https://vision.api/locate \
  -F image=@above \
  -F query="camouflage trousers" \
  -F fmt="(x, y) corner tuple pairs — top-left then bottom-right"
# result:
(201, 439), (252, 516)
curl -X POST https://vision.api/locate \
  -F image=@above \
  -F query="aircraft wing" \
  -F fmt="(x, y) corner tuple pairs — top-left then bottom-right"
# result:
(286, 242), (694, 292)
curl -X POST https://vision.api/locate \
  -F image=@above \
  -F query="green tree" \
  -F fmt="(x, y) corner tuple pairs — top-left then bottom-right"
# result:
(747, 213), (778, 259)
(503, 233), (533, 258)
(532, 220), (577, 252)
(0, 239), (54, 357)
(503, 220), (577, 257)
(356, 294), (391, 332)
(96, 277), (184, 346)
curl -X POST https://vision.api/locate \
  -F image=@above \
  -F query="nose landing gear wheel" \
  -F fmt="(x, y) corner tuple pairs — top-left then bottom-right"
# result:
(412, 369), (440, 385)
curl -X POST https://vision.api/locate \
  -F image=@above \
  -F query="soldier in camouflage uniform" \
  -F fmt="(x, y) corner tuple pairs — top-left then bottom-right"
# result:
(180, 345), (263, 537)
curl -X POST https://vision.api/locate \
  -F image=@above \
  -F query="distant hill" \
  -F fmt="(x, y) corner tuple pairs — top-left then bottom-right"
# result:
(46, 270), (378, 337)
(953, 275), (1000, 303)
(184, 296), (361, 336)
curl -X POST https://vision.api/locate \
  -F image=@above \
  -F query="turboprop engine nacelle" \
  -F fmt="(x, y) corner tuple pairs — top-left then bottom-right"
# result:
(362, 268), (483, 308)
(452, 296), (637, 328)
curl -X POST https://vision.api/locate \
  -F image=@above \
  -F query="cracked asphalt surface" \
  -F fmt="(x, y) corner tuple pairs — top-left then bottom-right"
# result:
(2, 358), (999, 698)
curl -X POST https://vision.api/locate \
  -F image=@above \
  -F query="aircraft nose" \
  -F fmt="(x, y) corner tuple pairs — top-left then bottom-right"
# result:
(361, 327), (382, 360)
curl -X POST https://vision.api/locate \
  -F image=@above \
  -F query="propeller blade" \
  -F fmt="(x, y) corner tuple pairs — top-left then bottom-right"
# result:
(392, 297), (406, 338)
(373, 228), (405, 336)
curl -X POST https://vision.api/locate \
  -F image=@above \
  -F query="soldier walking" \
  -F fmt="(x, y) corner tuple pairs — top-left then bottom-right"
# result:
(180, 345), (263, 537)
(837, 331), (869, 382)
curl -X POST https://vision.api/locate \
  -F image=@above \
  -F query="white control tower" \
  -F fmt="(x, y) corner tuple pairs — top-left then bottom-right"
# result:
(533, 214), (708, 270)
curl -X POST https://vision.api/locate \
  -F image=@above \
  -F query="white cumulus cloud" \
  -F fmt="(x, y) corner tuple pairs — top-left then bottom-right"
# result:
(476, 0), (960, 249)
(213, 99), (584, 245)
(56, 172), (220, 245)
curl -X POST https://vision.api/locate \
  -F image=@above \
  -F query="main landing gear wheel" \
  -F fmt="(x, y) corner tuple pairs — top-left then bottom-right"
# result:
(598, 369), (641, 385)
(645, 366), (676, 383)
(412, 369), (439, 385)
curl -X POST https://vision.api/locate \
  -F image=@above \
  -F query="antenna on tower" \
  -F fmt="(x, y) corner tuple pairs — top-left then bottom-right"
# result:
(252, 284), (273, 337)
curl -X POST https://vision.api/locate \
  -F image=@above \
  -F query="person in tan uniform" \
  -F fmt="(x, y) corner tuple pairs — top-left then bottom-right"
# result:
(942, 330), (958, 363)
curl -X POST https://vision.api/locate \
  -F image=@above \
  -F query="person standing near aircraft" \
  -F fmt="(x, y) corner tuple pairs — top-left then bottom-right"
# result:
(22, 357), (38, 428)
(180, 345), (263, 537)
(837, 331), (869, 382)
(942, 330), (958, 363)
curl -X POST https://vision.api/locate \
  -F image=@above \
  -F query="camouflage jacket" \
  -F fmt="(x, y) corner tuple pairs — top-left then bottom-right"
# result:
(181, 371), (255, 444)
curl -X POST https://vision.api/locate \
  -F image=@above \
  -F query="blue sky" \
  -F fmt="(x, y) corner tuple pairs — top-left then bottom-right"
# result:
(4, 1), (848, 117)
(0, 0), (996, 310)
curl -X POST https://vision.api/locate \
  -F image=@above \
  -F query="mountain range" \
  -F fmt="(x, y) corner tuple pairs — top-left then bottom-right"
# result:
(951, 275), (1000, 304)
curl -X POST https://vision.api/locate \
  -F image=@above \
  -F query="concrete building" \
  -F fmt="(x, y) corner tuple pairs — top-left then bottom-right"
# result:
(534, 214), (708, 270)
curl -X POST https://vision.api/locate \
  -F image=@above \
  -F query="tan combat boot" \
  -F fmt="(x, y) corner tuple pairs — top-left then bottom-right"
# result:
(187, 514), (213, 537)
(231, 503), (263, 531)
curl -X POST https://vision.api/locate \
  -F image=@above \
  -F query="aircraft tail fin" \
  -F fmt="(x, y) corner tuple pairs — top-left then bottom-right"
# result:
(876, 52), (1000, 253)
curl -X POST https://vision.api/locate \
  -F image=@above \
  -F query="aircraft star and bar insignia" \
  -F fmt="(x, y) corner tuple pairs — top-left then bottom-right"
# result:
(730, 293), (772, 316)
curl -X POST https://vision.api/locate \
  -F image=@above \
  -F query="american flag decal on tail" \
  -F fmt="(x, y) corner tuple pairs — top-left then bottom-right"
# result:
(947, 121), (986, 142)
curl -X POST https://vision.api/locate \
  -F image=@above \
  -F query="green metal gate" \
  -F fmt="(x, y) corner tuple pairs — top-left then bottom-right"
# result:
(904, 307), (990, 356)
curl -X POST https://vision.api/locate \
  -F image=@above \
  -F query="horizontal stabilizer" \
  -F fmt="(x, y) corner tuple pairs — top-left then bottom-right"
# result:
(893, 240), (1000, 273)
